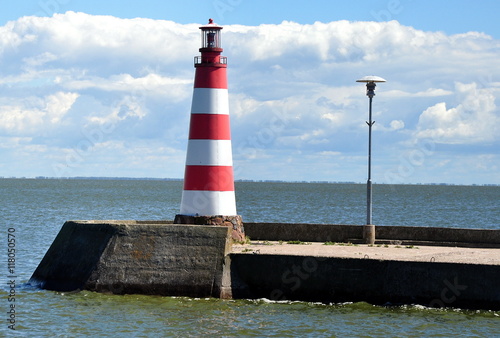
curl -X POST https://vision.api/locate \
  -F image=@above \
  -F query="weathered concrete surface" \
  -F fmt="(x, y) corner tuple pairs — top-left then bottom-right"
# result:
(174, 214), (245, 242)
(228, 242), (500, 310)
(232, 242), (500, 265)
(29, 220), (500, 310)
(244, 223), (360, 243)
(377, 225), (500, 247)
(244, 223), (500, 248)
(29, 221), (231, 298)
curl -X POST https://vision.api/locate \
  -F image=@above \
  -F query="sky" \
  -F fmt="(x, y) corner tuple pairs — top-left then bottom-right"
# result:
(0, 0), (499, 184)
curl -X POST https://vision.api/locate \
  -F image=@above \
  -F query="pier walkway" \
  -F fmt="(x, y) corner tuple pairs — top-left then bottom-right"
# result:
(232, 241), (500, 265)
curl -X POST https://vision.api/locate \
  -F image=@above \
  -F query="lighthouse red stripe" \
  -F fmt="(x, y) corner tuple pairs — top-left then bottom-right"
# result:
(194, 67), (227, 89)
(188, 114), (231, 140)
(183, 165), (235, 191)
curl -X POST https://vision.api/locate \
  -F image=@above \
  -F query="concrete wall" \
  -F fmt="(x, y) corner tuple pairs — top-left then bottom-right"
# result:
(244, 223), (500, 248)
(244, 223), (360, 243)
(228, 253), (500, 310)
(29, 220), (500, 309)
(29, 221), (231, 298)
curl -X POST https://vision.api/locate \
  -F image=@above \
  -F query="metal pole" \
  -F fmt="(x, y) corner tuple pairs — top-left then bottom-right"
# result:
(363, 82), (376, 244)
(357, 76), (384, 245)
(366, 94), (373, 225)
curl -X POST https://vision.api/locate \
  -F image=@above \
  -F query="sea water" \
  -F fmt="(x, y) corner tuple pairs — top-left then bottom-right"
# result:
(1, 179), (499, 336)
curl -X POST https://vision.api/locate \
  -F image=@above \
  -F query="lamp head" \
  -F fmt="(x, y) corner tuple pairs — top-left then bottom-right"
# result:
(356, 76), (386, 98)
(356, 75), (386, 83)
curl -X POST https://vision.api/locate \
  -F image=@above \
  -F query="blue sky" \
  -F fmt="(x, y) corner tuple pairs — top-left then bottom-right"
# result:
(0, 1), (499, 184)
(2, 0), (499, 38)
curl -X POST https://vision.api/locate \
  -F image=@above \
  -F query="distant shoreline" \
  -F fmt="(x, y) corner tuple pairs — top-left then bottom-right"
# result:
(0, 176), (497, 187)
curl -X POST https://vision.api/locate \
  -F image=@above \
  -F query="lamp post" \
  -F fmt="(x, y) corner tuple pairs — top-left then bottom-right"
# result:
(356, 75), (386, 245)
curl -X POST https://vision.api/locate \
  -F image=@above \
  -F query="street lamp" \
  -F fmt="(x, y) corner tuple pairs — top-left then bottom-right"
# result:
(356, 75), (386, 245)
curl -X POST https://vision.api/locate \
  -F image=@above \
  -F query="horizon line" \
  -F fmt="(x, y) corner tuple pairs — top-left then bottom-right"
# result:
(0, 176), (498, 187)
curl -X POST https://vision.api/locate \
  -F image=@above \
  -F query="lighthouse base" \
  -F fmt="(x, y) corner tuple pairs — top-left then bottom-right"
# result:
(174, 214), (245, 242)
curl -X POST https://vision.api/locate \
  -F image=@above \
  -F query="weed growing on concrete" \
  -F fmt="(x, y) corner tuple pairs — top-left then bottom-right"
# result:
(324, 241), (336, 246)
(234, 236), (251, 245)
(287, 240), (310, 245)
(242, 248), (253, 253)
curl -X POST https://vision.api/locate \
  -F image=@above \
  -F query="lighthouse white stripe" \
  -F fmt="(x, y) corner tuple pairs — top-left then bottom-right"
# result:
(180, 190), (237, 216)
(191, 88), (229, 115)
(186, 140), (233, 166)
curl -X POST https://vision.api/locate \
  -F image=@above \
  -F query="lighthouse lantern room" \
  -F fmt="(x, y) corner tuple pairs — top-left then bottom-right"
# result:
(201, 19), (222, 49)
(195, 19), (227, 66)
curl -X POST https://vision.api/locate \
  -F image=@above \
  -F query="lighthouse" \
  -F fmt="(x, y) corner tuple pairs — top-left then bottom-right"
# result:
(174, 19), (244, 240)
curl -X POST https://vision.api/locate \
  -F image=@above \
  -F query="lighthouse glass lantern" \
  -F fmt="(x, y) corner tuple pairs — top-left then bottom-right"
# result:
(201, 19), (222, 50)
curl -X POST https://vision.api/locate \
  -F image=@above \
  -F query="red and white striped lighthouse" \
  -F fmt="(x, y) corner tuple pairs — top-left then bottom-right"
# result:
(175, 19), (243, 239)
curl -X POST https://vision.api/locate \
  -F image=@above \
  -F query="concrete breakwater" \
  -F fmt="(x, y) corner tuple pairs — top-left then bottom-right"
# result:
(29, 221), (231, 297)
(229, 243), (500, 310)
(29, 221), (500, 310)
(244, 222), (500, 248)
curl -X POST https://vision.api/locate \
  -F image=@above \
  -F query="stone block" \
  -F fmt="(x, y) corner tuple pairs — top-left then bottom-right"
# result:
(29, 221), (231, 298)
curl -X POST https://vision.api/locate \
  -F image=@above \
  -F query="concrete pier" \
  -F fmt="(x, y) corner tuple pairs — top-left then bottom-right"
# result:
(30, 221), (500, 310)
(29, 220), (231, 297)
(229, 242), (500, 309)
(243, 222), (500, 248)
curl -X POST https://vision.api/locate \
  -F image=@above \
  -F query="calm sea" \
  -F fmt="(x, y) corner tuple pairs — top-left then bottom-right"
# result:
(1, 179), (499, 337)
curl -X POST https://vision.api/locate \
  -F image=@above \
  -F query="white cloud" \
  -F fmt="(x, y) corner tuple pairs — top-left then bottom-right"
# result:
(88, 95), (147, 125)
(23, 51), (58, 67)
(386, 88), (454, 98)
(64, 73), (192, 103)
(0, 92), (78, 134)
(319, 151), (342, 156)
(0, 13), (498, 183)
(414, 82), (499, 144)
(389, 120), (405, 130)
